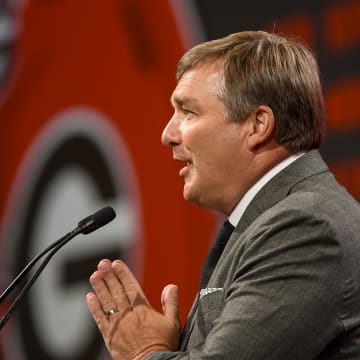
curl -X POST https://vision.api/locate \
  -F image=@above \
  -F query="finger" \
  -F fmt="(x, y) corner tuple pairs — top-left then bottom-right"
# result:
(112, 260), (150, 307)
(89, 261), (124, 314)
(97, 259), (130, 308)
(86, 292), (109, 336)
(161, 284), (180, 322)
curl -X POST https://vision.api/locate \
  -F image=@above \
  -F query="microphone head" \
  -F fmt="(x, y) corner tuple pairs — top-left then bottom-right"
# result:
(78, 206), (116, 234)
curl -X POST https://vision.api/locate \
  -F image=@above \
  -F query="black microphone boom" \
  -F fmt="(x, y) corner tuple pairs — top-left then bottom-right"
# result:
(0, 206), (116, 330)
(0, 206), (115, 304)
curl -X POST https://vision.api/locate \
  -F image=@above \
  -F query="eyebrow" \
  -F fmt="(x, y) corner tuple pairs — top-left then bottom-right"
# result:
(170, 94), (200, 108)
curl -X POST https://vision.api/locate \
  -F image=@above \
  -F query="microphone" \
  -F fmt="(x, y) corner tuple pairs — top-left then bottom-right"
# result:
(0, 206), (116, 330)
(78, 206), (116, 234)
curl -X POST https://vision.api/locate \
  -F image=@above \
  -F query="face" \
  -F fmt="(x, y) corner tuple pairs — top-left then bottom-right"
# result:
(161, 63), (254, 214)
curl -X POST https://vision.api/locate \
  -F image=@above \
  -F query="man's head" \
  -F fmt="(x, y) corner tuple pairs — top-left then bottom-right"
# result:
(176, 30), (326, 152)
(162, 31), (326, 214)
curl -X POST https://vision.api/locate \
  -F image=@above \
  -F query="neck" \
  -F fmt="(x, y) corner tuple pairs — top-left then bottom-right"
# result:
(223, 145), (293, 215)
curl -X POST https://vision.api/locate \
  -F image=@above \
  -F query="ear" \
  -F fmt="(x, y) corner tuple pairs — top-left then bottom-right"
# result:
(247, 105), (275, 151)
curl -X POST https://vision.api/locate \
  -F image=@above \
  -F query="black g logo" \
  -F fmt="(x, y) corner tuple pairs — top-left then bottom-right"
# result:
(1, 107), (142, 360)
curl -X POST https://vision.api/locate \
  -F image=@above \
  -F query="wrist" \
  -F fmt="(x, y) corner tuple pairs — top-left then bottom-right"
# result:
(133, 345), (172, 360)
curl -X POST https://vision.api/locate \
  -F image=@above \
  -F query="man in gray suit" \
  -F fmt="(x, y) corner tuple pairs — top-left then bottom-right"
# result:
(86, 31), (360, 359)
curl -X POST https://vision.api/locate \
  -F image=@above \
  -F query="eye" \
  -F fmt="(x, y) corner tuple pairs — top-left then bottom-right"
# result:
(183, 108), (195, 117)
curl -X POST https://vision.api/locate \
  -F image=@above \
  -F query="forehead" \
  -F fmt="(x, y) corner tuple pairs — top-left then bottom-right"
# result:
(170, 64), (223, 107)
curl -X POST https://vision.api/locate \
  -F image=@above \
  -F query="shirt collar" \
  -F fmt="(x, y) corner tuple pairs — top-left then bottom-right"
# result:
(228, 152), (305, 227)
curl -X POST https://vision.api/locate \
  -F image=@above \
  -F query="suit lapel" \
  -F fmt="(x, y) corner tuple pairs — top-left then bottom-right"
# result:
(237, 150), (329, 235)
(179, 293), (199, 351)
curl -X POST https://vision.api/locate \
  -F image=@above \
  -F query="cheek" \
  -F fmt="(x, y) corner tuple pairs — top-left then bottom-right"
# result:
(183, 122), (239, 171)
(182, 121), (215, 144)
(201, 140), (239, 181)
(195, 152), (227, 187)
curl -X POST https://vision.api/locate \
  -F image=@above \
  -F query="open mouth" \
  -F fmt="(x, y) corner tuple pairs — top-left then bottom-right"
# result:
(178, 159), (193, 177)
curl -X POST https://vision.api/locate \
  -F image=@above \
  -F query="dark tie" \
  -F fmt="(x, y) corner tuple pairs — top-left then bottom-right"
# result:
(199, 220), (235, 289)
(179, 220), (235, 350)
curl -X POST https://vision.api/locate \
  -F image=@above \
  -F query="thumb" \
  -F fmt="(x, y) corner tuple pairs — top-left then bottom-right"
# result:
(161, 284), (179, 321)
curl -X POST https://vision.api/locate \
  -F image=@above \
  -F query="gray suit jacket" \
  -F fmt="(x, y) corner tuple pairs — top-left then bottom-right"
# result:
(147, 150), (360, 359)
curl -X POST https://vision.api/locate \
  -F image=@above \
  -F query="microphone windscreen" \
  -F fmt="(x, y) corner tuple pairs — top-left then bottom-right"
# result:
(78, 206), (116, 234)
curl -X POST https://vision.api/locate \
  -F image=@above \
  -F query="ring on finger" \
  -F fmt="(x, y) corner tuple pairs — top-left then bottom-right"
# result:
(106, 308), (119, 317)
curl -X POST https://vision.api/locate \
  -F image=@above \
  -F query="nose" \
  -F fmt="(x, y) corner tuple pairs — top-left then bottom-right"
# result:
(161, 114), (181, 147)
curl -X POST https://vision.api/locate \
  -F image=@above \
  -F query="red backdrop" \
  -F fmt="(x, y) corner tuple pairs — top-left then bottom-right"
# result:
(0, 1), (216, 359)
(0, 0), (359, 359)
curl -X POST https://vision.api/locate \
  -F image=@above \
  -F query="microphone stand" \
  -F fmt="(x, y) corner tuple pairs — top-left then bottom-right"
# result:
(0, 226), (82, 330)
(0, 227), (83, 304)
(0, 206), (116, 330)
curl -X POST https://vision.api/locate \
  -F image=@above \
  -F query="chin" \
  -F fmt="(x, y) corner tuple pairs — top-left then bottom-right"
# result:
(183, 191), (195, 202)
(183, 191), (208, 210)
(183, 186), (199, 203)
(185, 190), (226, 213)
(183, 183), (214, 209)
